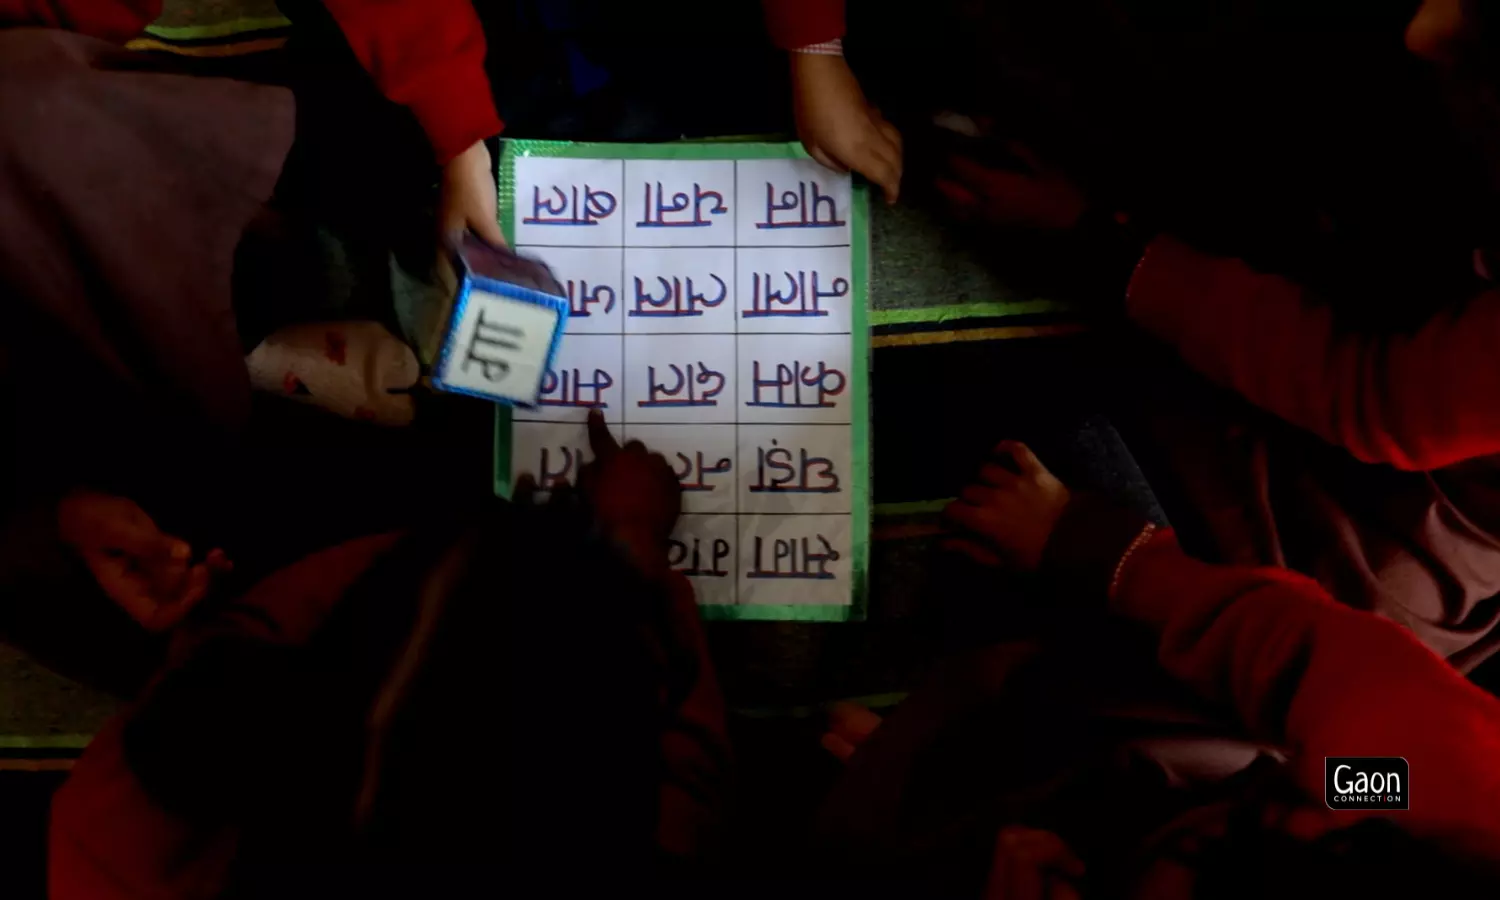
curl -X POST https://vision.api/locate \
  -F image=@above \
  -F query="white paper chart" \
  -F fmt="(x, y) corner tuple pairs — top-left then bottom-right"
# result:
(497, 143), (870, 621)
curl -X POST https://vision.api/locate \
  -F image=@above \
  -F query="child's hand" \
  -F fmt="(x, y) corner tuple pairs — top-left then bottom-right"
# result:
(579, 409), (683, 550)
(439, 139), (506, 247)
(57, 491), (232, 631)
(935, 143), (1088, 232)
(791, 53), (903, 204)
(515, 410), (682, 577)
(942, 442), (1071, 572)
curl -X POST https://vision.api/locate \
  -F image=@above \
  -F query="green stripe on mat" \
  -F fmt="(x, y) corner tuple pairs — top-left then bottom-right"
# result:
(732, 691), (911, 719)
(144, 16), (291, 40)
(700, 604), (852, 622)
(874, 498), (953, 517)
(871, 300), (1073, 327)
(0, 734), (92, 750)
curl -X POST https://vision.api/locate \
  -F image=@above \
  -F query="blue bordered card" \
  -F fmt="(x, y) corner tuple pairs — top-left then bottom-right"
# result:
(432, 236), (571, 408)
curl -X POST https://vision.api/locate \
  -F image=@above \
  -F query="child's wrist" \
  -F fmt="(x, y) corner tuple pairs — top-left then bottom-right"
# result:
(788, 49), (847, 78)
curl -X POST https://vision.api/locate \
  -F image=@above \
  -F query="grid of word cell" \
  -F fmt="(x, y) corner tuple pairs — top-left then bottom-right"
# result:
(511, 153), (858, 608)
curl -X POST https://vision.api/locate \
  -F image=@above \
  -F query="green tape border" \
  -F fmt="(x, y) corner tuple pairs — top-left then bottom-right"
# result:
(848, 167), (872, 624)
(699, 603), (852, 622)
(494, 140), (869, 624)
(0, 734), (92, 750)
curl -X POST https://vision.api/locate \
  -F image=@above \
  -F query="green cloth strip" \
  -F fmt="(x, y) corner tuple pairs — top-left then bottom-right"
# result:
(870, 299), (1073, 327)
(874, 498), (954, 517)
(0, 734), (93, 750)
(699, 604), (853, 622)
(143, 16), (291, 40)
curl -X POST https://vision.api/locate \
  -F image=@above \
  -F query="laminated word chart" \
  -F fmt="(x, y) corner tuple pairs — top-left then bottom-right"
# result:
(495, 142), (870, 621)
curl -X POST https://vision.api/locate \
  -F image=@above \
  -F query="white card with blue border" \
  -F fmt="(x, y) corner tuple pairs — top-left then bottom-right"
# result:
(433, 235), (570, 407)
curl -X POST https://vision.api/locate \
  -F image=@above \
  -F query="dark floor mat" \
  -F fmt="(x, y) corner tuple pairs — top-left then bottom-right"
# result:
(709, 328), (1164, 709)
(0, 771), (66, 900)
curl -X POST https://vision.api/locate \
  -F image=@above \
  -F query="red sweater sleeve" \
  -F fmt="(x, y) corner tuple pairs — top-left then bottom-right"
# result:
(319, 0), (502, 164)
(49, 533), (405, 900)
(1126, 235), (1500, 471)
(0, 0), (158, 41)
(1112, 525), (1500, 858)
(760, 0), (845, 49)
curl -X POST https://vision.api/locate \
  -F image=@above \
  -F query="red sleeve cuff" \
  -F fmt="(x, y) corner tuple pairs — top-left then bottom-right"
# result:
(1039, 493), (1154, 603)
(407, 67), (505, 165)
(761, 0), (846, 50)
(1122, 235), (1221, 339)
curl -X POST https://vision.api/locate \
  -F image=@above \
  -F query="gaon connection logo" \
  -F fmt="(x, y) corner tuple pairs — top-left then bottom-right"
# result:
(1324, 757), (1409, 811)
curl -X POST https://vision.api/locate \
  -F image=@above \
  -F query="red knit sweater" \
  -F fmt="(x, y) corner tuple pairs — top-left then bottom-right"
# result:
(1045, 499), (1500, 864)
(1109, 235), (1500, 856)
(48, 535), (727, 899)
(1122, 528), (1500, 858)
(1127, 236), (1500, 471)
(0, 0), (501, 163)
(761, 0), (845, 48)
(5, 0), (845, 162)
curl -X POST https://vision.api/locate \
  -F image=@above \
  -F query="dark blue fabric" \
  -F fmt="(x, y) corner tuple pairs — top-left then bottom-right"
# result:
(477, 0), (789, 141)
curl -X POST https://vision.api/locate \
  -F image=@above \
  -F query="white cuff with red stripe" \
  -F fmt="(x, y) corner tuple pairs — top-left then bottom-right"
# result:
(793, 38), (844, 57)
